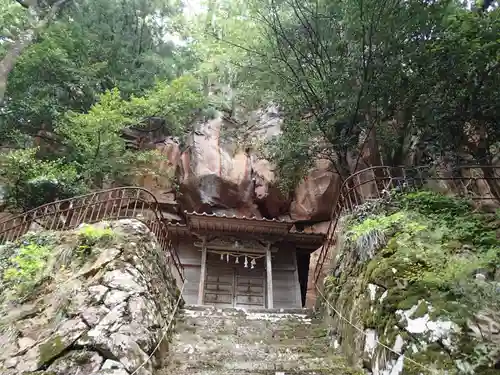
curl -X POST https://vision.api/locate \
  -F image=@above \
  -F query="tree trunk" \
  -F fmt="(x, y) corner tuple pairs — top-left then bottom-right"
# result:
(0, 0), (70, 105)
(0, 29), (36, 105)
(481, 166), (500, 201)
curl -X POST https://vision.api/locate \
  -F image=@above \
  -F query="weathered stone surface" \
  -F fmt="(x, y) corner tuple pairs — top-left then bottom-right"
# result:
(131, 137), (181, 207)
(102, 359), (125, 369)
(47, 350), (103, 375)
(104, 289), (130, 308)
(252, 157), (290, 218)
(78, 247), (122, 278)
(178, 117), (255, 215)
(0, 219), (180, 375)
(290, 159), (340, 222)
(102, 269), (147, 294)
(89, 285), (109, 304)
(17, 337), (36, 352)
(323, 194), (500, 374)
(15, 318), (88, 372)
(95, 369), (130, 375)
(81, 305), (110, 327)
(120, 104), (389, 221)
(166, 306), (356, 374)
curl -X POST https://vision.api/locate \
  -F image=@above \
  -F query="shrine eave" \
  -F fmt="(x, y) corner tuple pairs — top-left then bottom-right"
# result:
(164, 212), (326, 248)
(185, 211), (293, 235)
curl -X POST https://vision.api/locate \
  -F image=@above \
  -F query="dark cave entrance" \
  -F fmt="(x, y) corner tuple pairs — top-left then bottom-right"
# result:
(296, 250), (311, 307)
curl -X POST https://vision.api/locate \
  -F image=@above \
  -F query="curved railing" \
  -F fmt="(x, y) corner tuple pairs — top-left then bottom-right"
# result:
(0, 187), (184, 283)
(312, 165), (500, 286)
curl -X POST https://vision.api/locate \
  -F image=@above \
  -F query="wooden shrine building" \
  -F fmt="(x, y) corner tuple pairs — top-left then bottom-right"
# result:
(167, 212), (325, 309)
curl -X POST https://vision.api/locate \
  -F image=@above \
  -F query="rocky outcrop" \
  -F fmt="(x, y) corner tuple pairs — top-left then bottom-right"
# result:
(130, 106), (341, 222)
(178, 116), (258, 217)
(0, 219), (180, 375)
(290, 159), (340, 222)
(321, 191), (500, 374)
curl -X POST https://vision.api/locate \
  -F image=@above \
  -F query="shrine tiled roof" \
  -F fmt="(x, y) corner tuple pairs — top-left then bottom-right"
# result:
(164, 211), (326, 248)
(184, 211), (287, 223)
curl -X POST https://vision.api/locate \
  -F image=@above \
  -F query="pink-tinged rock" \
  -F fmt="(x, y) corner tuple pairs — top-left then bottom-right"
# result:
(135, 138), (181, 205)
(290, 160), (341, 222)
(252, 157), (290, 218)
(290, 221), (331, 234)
(178, 117), (254, 213)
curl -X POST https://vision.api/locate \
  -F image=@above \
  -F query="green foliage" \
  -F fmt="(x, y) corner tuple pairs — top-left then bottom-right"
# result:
(126, 75), (207, 135)
(0, 148), (87, 210)
(57, 75), (204, 189)
(1, 0), (188, 137)
(330, 190), (500, 372)
(2, 243), (52, 297)
(346, 212), (422, 262)
(1, 73), (204, 210)
(0, 1), (27, 55)
(192, 0), (500, 183)
(77, 224), (114, 256)
(397, 191), (472, 220)
(78, 224), (114, 246)
(265, 118), (316, 193)
(351, 191), (500, 315)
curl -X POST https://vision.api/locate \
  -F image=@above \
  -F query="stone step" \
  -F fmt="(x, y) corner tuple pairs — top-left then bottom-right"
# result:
(167, 306), (352, 374)
(183, 305), (315, 316)
(172, 372), (348, 375)
(179, 307), (318, 323)
(170, 360), (351, 373)
(174, 325), (329, 341)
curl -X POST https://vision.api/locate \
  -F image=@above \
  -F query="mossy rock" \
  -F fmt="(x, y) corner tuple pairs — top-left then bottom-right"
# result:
(324, 191), (500, 374)
(38, 335), (66, 366)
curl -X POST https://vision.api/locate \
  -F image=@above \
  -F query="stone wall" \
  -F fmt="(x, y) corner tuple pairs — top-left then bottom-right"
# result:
(320, 193), (500, 374)
(0, 219), (181, 375)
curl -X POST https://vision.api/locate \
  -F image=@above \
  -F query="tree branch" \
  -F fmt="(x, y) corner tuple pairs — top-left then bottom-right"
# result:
(0, 0), (71, 104)
(15, 0), (30, 9)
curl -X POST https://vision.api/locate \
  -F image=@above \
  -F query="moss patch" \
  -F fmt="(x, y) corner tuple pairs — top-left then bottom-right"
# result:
(38, 335), (66, 366)
(324, 190), (500, 373)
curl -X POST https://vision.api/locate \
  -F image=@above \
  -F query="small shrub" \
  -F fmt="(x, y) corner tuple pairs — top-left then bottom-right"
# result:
(2, 243), (52, 296)
(0, 148), (87, 211)
(397, 190), (472, 219)
(77, 225), (114, 256)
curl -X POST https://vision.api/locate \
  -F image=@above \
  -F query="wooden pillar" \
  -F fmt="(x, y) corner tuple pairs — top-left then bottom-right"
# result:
(197, 237), (207, 305)
(266, 242), (274, 309)
(292, 248), (302, 308)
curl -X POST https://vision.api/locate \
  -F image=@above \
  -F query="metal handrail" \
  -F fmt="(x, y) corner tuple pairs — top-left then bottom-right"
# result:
(0, 186), (184, 282)
(312, 165), (500, 286)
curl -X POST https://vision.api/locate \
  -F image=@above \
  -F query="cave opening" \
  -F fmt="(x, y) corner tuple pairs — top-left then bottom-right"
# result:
(296, 250), (311, 307)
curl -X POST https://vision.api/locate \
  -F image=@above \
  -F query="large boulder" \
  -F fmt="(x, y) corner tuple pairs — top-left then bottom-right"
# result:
(252, 157), (290, 218)
(290, 159), (341, 222)
(134, 138), (181, 206)
(0, 219), (180, 375)
(177, 106), (284, 218)
(178, 117), (256, 215)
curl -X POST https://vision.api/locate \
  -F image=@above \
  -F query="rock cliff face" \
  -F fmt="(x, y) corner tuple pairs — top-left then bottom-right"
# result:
(0, 219), (180, 375)
(320, 192), (500, 374)
(130, 106), (342, 224)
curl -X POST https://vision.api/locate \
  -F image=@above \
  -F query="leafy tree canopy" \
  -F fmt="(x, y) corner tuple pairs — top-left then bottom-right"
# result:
(0, 0), (499, 207)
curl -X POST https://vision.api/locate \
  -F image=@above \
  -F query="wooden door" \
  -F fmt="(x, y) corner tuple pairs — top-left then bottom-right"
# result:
(203, 253), (266, 308)
(235, 267), (265, 308)
(204, 254), (234, 307)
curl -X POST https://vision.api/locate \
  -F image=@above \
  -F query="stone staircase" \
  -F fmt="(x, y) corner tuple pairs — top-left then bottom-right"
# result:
(165, 305), (356, 375)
